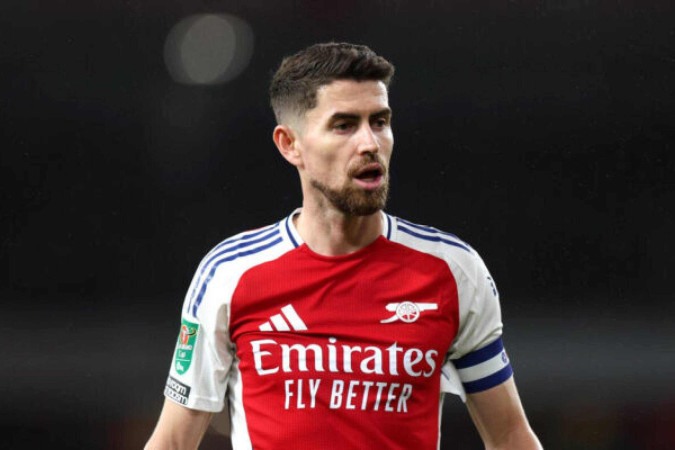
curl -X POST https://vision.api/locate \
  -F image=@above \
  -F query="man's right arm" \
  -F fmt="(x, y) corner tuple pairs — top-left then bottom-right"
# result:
(145, 399), (214, 450)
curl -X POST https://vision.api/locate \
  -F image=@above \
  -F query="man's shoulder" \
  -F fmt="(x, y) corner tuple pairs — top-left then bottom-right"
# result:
(385, 213), (487, 279)
(183, 216), (297, 318)
(386, 214), (474, 255)
(197, 215), (298, 273)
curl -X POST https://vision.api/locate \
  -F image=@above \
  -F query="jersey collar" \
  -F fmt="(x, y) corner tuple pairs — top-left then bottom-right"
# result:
(284, 208), (392, 249)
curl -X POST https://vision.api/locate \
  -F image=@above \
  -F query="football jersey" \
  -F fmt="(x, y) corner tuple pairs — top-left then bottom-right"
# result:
(164, 210), (513, 450)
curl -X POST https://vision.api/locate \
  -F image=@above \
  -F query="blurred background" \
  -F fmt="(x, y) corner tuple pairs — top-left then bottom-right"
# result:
(2, 0), (674, 448)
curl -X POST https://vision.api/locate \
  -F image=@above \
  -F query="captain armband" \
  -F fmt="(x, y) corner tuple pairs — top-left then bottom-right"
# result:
(453, 337), (513, 394)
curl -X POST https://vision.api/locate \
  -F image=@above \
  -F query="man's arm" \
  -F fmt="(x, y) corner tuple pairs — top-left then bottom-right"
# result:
(145, 399), (214, 450)
(465, 377), (542, 450)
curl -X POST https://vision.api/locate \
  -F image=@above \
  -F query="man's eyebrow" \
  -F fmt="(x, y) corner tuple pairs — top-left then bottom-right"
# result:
(329, 112), (360, 122)
(370, 108), (392, 119)
(328, 108), (392, 122)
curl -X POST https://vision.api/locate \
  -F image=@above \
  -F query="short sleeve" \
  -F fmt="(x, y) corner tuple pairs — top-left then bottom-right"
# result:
(440, 252), (513, 399)
(163, 259), (234, 412)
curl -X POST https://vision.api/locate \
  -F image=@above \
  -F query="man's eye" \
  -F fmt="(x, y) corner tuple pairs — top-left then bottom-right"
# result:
(334, 122), (352, 131)
(373, 118), (389, 128)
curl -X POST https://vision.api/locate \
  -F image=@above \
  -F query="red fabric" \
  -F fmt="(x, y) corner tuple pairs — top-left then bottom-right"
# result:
(230, 237), (459, 450)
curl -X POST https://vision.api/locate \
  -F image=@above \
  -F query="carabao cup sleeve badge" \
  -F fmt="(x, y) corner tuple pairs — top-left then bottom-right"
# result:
(174, 318), (199, 375)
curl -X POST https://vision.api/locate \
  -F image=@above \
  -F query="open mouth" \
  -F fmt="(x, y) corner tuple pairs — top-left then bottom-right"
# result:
(352, 163), (385, 189)
(353, 163), (384, 182)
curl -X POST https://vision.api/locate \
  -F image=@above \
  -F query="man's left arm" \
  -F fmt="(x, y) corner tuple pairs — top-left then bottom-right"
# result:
(466, 377), (542, 450)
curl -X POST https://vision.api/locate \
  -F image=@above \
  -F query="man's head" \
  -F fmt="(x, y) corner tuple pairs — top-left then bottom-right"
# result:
(271, 43), (395, 217)
(270, 42), (395, 127)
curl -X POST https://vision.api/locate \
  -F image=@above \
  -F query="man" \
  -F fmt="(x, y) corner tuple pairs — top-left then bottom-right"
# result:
(146, 42), (542, 449)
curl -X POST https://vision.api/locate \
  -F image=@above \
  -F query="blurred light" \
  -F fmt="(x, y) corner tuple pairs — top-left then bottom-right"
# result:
(164, 13), (254, 85)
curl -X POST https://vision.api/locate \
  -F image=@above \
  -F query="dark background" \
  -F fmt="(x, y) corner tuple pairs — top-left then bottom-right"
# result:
(2, 0), (674, 448)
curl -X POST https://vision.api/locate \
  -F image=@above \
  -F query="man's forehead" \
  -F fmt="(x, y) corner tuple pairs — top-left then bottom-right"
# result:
(313, 79), (390, 114)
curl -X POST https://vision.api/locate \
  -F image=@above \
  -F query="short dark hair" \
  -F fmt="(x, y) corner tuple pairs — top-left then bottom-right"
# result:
(270, 42), (395, 124)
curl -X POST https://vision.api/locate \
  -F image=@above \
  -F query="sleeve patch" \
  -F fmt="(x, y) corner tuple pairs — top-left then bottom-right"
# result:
(165, 376), (191, 405)
(174, 318), (200, 375)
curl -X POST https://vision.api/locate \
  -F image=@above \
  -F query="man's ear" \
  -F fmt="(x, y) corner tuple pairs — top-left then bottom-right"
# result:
(273, 124), (303, 168)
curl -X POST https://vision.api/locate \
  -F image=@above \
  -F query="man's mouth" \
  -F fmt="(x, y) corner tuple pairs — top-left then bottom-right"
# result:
(352, 163), (385, 188)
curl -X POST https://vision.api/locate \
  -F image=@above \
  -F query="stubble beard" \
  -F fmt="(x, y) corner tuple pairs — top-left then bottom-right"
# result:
(310, 175), (389, 217)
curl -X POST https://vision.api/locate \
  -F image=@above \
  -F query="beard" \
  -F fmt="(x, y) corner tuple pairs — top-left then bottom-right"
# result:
(309, 157), (389, 216)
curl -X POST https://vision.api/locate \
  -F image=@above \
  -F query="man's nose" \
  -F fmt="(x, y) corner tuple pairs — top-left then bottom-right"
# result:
(356, 124), (379, 154)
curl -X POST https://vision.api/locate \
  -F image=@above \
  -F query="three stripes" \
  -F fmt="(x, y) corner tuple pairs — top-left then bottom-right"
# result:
(259, 305), (307, 332)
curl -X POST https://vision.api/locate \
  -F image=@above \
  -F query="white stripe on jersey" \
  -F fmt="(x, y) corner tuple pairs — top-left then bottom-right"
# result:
(270, 314), (291, 331)
(456, 350), (509, 383)
(281, 304), (308, 331)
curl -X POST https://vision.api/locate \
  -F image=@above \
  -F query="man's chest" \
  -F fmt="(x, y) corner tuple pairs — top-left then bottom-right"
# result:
(224, 243), (460, 447)
(229, 242), (460, 387)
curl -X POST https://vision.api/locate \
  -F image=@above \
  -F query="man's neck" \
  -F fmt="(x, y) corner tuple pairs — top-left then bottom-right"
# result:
(294, 204), (383, 256)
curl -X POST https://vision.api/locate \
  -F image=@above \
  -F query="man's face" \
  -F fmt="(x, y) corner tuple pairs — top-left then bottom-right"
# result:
(293, 79), (393, 216)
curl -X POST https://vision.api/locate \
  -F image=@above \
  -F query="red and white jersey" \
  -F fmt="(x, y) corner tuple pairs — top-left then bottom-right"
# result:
(164, 210), (513, 450)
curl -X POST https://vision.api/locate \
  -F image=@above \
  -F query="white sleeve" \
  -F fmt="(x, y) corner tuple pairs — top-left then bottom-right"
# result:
(163, 258), (234, 412)
(440, 251), (512, 399)
(451, 252), (503, 358)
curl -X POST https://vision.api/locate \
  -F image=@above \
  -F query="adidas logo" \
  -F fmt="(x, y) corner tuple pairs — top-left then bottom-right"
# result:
(259, 304), (308, 332)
